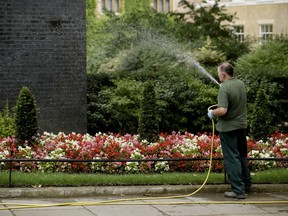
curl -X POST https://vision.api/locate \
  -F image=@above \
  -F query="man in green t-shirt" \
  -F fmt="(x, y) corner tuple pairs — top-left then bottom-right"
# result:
(207, 62), (252, 199)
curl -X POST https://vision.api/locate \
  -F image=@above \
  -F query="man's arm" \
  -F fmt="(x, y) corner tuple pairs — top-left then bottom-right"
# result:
(211, 107), (227, 117)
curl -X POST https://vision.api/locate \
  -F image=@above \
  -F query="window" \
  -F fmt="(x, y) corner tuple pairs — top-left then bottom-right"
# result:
(154, 0), (157, 10)
(107, 0), (112, 11)
(259, 24), (273, 43)
(233, 25), (245, 42)
(165, 0), (170, 12)
(153, 0), (172, 13)
(159, 0), (163, 12)
(114, 0), (119, 12)
(101, 0), (105, 12)
(101, 0), (121, 13)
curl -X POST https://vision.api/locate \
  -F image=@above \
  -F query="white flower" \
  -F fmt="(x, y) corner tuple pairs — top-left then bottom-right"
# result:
(131, 149), (144, 159)
(155, 161), (169, 172)
(141, 139), (149, 145)
(125, 162), (139, 172)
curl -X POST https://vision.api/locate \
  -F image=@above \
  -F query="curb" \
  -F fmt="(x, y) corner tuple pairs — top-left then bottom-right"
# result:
(0, 184), (287, 198)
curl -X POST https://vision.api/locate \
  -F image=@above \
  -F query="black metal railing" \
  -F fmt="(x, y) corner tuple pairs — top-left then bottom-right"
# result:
(1, 157), (287, 187)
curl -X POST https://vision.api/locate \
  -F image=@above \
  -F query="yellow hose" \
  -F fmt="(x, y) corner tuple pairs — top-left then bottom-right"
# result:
(1, 104), (287, 210)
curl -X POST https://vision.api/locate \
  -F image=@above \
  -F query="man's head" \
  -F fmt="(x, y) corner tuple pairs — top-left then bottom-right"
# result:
(217, 62), (234, 82)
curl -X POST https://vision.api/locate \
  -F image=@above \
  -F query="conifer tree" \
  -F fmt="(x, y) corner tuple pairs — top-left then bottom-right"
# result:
(15, 86), (38, 146)
(249, 83), (272, 141)
(138, 81), (159, 143)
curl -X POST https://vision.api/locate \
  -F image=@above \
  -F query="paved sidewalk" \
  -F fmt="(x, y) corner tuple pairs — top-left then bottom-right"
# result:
(0, 192), (288, 216)
(0, 185), (288, 216)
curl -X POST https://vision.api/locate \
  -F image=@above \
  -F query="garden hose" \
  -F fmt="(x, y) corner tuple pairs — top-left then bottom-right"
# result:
(1, 104), (288, 210)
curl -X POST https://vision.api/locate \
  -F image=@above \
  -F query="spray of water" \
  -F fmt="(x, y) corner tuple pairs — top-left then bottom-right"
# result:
(178, 53), (220, 86)
(102, 22), (220, 86)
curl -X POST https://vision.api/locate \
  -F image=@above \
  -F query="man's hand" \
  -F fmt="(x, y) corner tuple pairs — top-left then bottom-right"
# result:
(207, 110), (213, 120)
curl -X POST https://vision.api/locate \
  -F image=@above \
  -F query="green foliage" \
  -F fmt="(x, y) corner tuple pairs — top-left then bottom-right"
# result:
(249, 83), (272, 141)
(121, 0), (176, 34)
(171, 0), (250, 63)
(235, 38), (288, 134)
(123, 0), (153, 22)
(124, 0), (151, 12)
(236, 39), (288, 78)
(87, 74), (143, 135)
(86, 0), (98, 49)
(173, 0), (234, 40)
(106, 79), (143, 134)
(88, 64), (218, 135)
(85, 0), (240, 134)
(87, 73), (115, 134)
(138, 81), (159, 143)
(156, 75), (217, 133)
(194, 37), (226, 67)
(213, 37), (251, 63)
(0, 101), (15, 138)
(86, 0), (122, 74)
(15, 87), (38, 145)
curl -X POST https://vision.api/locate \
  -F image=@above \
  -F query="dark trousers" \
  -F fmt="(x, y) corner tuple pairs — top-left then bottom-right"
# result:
(220, 129), (252, 195)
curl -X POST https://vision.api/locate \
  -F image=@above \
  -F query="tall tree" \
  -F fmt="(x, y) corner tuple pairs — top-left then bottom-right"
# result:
(173, 0), (235, 40)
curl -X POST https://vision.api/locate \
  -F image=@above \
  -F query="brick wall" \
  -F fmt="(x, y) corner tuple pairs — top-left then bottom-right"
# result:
(0, 0), (87, 133)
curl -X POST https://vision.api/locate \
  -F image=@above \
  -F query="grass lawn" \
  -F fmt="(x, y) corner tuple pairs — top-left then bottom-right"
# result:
(0, 168), (287, 187)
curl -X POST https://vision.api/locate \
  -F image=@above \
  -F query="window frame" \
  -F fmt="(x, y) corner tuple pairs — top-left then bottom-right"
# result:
(101, 0), (122, 13)
(259, 24), (273, 43)
(153, 0), (172, 13)
(232, 25), (245, 42)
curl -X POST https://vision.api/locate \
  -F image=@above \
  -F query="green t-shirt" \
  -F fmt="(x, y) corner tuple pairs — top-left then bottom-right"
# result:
(216, 78), (247, 132)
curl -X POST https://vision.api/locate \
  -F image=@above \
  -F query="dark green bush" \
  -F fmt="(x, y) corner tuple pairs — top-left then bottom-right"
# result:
(249, 83), (272, 141)
(138, 81), (159, 143)
(213, 37), (251, 63)
(87, 73), (115, 135)
(15, 86), (38, 145)
(105, 79), (142, 134)
(235, 38), (288, 134)
(87, 68), (218, 135)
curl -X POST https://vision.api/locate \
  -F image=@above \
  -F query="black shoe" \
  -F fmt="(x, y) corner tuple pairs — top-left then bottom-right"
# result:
(224, 191), (246, 199)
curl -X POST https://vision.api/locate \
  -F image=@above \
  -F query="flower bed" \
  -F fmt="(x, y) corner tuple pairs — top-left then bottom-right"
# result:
(0, 131), (287, 173)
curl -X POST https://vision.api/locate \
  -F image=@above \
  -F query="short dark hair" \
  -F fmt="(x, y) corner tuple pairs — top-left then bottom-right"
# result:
(218, 62), (234, 77)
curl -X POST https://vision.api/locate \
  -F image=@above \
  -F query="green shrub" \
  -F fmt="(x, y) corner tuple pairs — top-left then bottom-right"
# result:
(0, 101), (15, 138)
(15, 86), (38, 146)
(249, 83), (272, 141)
(235, 38), (288, 134)
(194, 37), (226, 67)
(106, 79), (143, 134)
(87, 59), (218, 135)
(213, 37), (251, 63)
(87, 73), (115, 134)
(138, 81), (159, 143)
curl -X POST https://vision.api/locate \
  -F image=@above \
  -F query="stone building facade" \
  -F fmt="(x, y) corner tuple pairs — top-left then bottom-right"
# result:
(174, 0), (288, 41)
(96, 0), (288, 40)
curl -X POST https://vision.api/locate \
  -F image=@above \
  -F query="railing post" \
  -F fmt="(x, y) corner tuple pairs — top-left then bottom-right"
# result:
(9, 159), (12, 188)
(9, 138), (13, 188)
(224, 166), (227, 184)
